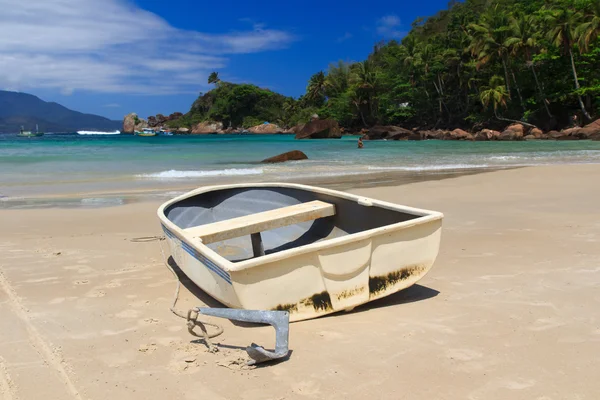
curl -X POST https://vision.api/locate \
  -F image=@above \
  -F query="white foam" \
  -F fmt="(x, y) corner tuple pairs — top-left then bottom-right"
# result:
(77, 130), (121, 135)
(136, 168), (264, 179)
(488, 155), (521, 161)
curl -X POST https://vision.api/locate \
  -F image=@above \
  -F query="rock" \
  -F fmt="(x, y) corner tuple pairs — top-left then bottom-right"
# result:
(248, 123), (283, 134)
(147, 116), (158, 127)
(419, 129), (447, 140)
(445, 128), (473, 140)
(474, 129), (500, 141)
(590, 133), (600, 141)
(364, 125), (412, 140)
(499, 124), (524, 141)
(155, 114), (168, 124)
(408, 132), (423, 141)
(523, 134), (537, 140)
(530, 128), (543, 138)
(123, 113), (138, 134)
(191, 121), (223, 134)
(295, 119), (341, 139)
(556, 134), (579, 140)
(547, 130), (562, 139)
(169, 112), (183, 120)
(579, 118), (600, 137)
(261, 150), (308, 163)
(177, 127), (189, 133)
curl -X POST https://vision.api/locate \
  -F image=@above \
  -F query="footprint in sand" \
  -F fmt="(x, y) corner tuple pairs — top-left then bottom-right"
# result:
(74, 280), (90, 285)
(105, 280), (122, 288)
(142, 318), (160, 324)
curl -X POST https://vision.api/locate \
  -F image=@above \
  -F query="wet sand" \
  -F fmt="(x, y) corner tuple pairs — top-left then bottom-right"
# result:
(1, 164), (599, 399)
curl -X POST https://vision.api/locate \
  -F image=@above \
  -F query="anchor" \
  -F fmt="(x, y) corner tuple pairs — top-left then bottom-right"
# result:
(197, 308), (290, 365)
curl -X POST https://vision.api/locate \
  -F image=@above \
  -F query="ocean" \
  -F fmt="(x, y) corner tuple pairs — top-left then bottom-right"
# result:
(2, 132), (600, 208)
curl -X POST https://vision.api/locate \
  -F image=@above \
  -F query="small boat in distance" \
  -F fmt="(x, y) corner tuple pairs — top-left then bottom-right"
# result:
(77, 130), (120, 135)
(158, 183), (443, 322)
(17, 125), (44, 137)
(135, 128), (157, 137)
(158, 129), (173, 136)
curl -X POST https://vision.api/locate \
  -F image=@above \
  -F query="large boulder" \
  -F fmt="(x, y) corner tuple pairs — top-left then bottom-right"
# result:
(295, 119), (341, 139)
(474, 129), (500, 141)
(363, 125), (412, 140)
(191, 121), (223, 134)
(261, 150), (308, 163)
(578, 118), (600, 138)
(123, 113), (138, 134)
(248, 123), (283, 134)
(147, 116), (158, 127)
(419, 129), (448, 140)
(177, 127), (189, 133)
(445, 128), (473, 140)
(530, 128), (544, 138)
(499, 124), (524, 141)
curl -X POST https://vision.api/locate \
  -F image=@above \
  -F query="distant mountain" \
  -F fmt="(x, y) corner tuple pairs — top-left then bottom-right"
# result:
(0, 91), (121, 133)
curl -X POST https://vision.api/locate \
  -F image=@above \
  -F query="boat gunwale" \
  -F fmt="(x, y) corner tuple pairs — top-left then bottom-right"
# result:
(157, 182), (444, 272)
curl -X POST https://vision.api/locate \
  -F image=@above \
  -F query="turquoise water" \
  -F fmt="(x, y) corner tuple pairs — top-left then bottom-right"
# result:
(2, 132), (600, 199)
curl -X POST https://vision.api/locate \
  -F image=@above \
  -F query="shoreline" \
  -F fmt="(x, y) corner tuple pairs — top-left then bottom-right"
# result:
(0, 166), (512, 209)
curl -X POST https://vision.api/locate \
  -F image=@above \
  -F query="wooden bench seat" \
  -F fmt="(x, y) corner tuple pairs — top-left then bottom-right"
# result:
(183, 200), (335, 245)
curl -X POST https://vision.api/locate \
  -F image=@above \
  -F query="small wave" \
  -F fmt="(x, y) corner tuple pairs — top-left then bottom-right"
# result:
(136, 168), (264, 179)
(368, 164), (492, 171)
(488, 155), (521, 161)
(77, 130), (121, 135)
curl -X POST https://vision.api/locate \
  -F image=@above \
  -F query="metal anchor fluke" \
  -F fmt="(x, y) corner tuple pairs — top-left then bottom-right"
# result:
(197, 308), (290, 365)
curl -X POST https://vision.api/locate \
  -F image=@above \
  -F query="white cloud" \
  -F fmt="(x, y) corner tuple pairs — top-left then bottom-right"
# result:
(376, 14), (405, 38)
(0, 0), (296, 95)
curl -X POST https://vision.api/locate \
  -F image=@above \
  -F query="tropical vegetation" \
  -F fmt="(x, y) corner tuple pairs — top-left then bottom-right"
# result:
(171, 0), (599, 131)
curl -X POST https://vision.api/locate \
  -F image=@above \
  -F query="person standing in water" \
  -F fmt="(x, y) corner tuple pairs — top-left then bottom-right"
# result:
(358, 138), (364, 149)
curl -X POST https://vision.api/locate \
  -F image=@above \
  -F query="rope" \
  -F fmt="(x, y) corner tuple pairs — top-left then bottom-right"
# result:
(130, 234), (224, 352)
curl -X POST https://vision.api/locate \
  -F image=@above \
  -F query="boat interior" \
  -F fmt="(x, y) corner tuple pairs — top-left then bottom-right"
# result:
(164, 187), (421, 262)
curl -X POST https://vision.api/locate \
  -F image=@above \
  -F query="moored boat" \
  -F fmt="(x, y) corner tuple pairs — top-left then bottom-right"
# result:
(158, 183), (443, 322)
(135, 128), (157, 136)
(17, 125), (44, 137)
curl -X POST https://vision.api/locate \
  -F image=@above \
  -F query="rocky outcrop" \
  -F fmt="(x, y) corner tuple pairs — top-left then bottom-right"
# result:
(177, 127), (189, 133)
(248, 123), (283, 134)
(261, 150), (308, 163)
(362, 125), (412, 140)
(445, 128), (473, 140)
(123, 113), (138, 134)
(419, 129), (447, 140)
(191, 121), (223, 134)
(474, 129), (500, 141)
(499, 124), (524, 141)
(530, 128), (544, 138)
(295, 119), (341, 139)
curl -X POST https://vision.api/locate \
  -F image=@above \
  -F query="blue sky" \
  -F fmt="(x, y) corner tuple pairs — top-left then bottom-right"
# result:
(0, 0), (449, 120)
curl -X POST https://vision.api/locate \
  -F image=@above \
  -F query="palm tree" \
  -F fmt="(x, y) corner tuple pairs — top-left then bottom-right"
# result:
(544, 6), (592, 120)
(207, 71), (220, 86)
(468, 6), (513, 96)
(350, 60), (380, 123)
(577, 1), (600, 52)
(305, 71), (326, 105)
(505, 14), (554, 118)
(480, 76), (536, 127)
(324, 61), (351, 98)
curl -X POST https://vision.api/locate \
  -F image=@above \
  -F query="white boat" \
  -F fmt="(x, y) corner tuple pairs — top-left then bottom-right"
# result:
(77, 130), (120, 135)
(158, 183), (443, 322)
(135, 128), (157, 137)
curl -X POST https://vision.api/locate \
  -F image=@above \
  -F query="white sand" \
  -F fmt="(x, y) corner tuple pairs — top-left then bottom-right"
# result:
(1, 164), (599, 399)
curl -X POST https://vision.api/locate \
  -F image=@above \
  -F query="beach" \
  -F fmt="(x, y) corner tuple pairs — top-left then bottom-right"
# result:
(1, 164), (599, 399)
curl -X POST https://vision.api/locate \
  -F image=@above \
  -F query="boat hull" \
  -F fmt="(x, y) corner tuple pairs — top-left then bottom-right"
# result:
(158, 183), (443, 322)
